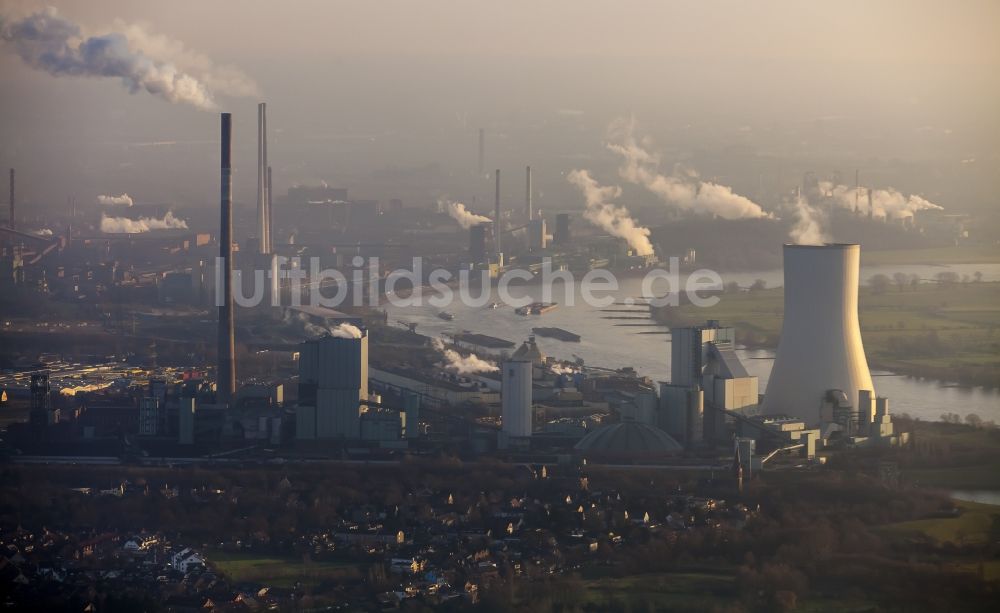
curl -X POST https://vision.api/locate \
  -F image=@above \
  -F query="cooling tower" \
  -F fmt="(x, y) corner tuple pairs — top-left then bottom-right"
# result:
(761, 244), (874, 425)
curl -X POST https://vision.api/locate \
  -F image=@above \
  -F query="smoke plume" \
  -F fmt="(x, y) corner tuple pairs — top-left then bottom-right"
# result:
(816, 181), (943, 219)
(549, 363), (579, 376)
(567, 169), (654, 256)
(0, 8), (257, 110)
(442, 199), (492, 229)
(607, 118), (769, 220)
(788, 195), (830, 245)
(433, 337), (499, 375)
(284, 311), (364, 340)
(100, 211), (187, 233)
(97, 193), (133, 207)
(330, 323), (363, 339)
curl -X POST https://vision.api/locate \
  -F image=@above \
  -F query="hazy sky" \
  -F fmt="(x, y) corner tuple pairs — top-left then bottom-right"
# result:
(1, 0), (998, 216)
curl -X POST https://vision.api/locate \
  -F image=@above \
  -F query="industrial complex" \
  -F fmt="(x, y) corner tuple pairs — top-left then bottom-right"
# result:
(0, 111), (906, 476)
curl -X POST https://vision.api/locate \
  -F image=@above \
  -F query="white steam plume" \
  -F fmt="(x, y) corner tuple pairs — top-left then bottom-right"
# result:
(816, 181), (943, 219)
(33, 228), (53, 236)
(0, 8), (257, 110)
(330, 323), (363, 339)
(607, 118), (769, 220)
(100, 211), (187, 233)
(788, 195), (830, 246)
(442, 199), (492, 229)
(550, 363), (579, 376)
(285, 311), (364, 340)
(567, 169), (654, 256)
(97, 193), (133, 207)
(432, 337), (499, 375)
(113, 20), (259, 99)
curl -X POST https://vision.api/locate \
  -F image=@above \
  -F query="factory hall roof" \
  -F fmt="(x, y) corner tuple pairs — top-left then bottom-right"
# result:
(574, 421), (683, 455)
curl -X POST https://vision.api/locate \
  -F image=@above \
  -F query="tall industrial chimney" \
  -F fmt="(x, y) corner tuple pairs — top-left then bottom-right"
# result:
(478, 128), (485, 176)
(525, 165), (532, 221)
(494, 169), (501, 258)
(218, 113), (237, 405)
(257, 102), (270, 255)
(8, 168), (13, 229)
(762, 244), (874, 425)
(267, 165), (273, 246)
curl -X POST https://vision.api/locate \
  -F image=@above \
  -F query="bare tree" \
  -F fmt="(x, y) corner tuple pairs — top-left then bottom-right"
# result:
(869, 274), (891, 294)
(892, 272), (909, 292)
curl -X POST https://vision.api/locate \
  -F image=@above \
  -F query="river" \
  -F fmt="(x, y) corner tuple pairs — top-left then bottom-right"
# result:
(383, 262), (1000, 423)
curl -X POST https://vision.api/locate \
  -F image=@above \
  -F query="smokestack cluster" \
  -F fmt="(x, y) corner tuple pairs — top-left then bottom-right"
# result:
(218, 113), (236, 405)
(257, 102), (271, 254)
(815, 180), (943, 220)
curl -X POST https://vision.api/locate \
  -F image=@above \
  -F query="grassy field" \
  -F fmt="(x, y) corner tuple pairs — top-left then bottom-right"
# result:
(560, 571), (875, 613)
(879, 500), (1000, 546)
(860, 245), (1000, 266)
(206, 550), (361, 589)
(900, 421), (1000, 489)
(576, 572), (735, 611)
(659, 281), (1000, 387)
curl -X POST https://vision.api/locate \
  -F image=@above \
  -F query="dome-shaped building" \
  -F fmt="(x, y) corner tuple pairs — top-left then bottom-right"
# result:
(574, 420), (683, 458)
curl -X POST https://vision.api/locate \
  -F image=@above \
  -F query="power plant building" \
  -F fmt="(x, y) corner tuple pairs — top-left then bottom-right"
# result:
(297, 331), (369, 440)
(501, 359), (533, 437)
(469, 222), (490, 264)
(553, 213), (571, 246)
(661, 321), (758, 445)
(527, 218), (547, 252)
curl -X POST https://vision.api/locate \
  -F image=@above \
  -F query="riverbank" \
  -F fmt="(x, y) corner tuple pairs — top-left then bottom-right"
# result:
(861, 244), (1000, 267)
(651, 281), (1000, 389)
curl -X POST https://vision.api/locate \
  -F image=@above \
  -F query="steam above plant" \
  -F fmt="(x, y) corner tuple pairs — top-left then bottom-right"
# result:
(442, 199), (492, 229)
(0, 8), (257, 110)
(433, 338), (499, 375)
(787, 195), (830, 246)
(97, 193), (133, 207)
(567, 169), (654, 256)
(99, 211), (187, 233)
(607, 118), (769, 220)
(816, 181), (943, 219)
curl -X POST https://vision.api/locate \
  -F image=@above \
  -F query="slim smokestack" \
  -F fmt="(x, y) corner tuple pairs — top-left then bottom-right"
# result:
(218, 113), (236, 405)
(494, 169), (501, 257)
(854, 169), (859, 214)
(267, 165), (273, 247)
(257, 103), (270, 254)
(8, 169), (13, 229)
(526, 165), (532, 221)
(478, 128), (485, 176)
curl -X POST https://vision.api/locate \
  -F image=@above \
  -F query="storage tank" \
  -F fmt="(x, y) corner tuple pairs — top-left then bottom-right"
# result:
(762, 244), (874, 425)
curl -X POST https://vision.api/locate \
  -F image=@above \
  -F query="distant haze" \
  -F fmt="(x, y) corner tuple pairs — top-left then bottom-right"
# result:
(0, 0), (997, 219)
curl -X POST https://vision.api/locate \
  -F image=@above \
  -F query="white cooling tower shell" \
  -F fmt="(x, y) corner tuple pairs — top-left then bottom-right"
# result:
(761, 244), (874, 425)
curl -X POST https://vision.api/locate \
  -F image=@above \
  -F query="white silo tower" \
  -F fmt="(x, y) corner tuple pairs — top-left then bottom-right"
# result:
(762, 244), (875, 425)
(501, 360), (533, 437)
